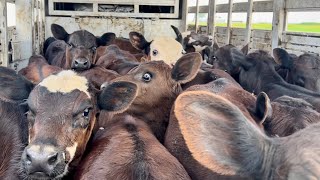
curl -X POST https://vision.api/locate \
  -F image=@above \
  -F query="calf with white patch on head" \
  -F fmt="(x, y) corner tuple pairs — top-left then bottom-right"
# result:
(129, 32), (185, 65)
(20, 70), (98, 180)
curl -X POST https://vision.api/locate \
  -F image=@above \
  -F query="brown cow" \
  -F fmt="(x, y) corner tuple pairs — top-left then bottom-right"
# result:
(0, 101), (28, 180)
(98, 52), (202, 143)
(45, 24), (115, 71)
(79, 66), (120, 90)
(18, 55), (62, 84)
(165, 78), (271, 180)
(95, 45), (140, 75)
(129, 32), (185, 65)
(20, 70), (98, 179)
(75, 82), (190, 179)
(173, 90), (320, 179)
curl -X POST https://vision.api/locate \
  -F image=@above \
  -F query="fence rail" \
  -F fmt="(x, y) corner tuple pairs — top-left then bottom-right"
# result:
(187, 0), (320, 55)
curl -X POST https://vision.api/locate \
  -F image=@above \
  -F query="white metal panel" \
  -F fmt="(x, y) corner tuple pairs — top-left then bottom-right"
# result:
(45, 17), (183, 41)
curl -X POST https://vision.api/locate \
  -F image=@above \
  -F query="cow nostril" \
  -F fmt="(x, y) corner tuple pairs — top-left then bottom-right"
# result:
(83, 61), (88, 66)
(75, 61), (79, 65)
(26, 154), (32, 164)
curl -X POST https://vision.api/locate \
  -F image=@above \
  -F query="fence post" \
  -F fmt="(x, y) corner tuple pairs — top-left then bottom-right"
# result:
(245, 0), (253, 49)
(271, 0), (286, 51)
(226, 0), (233, 44)
(208, 0), (216, 36)
(0, 1), (8, 67)
(182, 0), (189, 32)
(195, 0), (200, 32)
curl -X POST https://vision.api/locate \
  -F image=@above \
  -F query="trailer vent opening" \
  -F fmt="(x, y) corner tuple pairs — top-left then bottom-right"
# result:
(98, 4), (134, 13)
(54, 3), (93, 12)
(139, 5), (174, 14)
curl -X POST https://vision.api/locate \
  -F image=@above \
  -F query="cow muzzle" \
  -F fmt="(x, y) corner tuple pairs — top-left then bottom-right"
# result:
(21, 144), (66, 179)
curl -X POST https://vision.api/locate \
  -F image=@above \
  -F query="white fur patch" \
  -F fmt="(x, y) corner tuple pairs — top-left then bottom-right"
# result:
(181, 31), (191, 39)
(193, 45), (207, 52)
(39, 70), (90, 97)
(150, 37), (184, 65)
(66, 142), (78, 161)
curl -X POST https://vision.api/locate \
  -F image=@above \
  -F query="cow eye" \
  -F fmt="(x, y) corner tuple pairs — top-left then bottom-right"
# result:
(67, 43), (74, 48)
(152, 50), (158, 56)
(83, 108), (90, 118)
(142, 72), (152, 82)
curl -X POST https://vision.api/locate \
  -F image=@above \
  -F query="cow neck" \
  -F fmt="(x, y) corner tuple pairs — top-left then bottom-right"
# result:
(126, 93), (178, 143)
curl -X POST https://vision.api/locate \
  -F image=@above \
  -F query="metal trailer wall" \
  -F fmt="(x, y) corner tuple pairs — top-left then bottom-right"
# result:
(188, 0), (320, 55)
(0, 0), (187, 70)
(0, 0), (45, 70)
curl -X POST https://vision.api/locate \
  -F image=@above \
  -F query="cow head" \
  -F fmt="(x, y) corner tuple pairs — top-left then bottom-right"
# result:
(171, 25), (214, 54)
(129, 32), (185, 65)
(274, 48), (320, 92)
(51, 24), (115, 71)
(173, 90), (320, 179)
(20, 70), (97, 179)
(99, 53), (202, 141)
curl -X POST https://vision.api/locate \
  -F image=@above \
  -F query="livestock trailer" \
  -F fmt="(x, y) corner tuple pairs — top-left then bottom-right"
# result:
(0, 0), (320, 70)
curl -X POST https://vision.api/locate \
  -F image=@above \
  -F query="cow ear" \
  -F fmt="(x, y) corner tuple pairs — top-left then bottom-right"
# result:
(171, 25), (183, 44)
(174, 90), (268, 176)
(98, 81), (138, 113)
(273, 48), (293, 69)
(129, 32), (150, 51)
(51, 24), (69, 41)
(97, 32), (116, 46)
(230, 47), (252, 71)
(256, 92), (273, 125)
(241, 44), (249, 55)
(171, 52), (202, 84)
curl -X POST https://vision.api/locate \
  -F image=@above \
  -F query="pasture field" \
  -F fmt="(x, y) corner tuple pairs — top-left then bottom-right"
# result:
(190, 22), (320, 33)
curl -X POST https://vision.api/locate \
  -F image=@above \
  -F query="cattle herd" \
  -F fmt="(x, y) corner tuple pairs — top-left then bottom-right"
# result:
(1, 23), (320, 180)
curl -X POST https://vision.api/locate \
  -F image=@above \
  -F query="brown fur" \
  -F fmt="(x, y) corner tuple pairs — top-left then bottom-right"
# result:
(20, 71), (98, 179)
(95, 45), (140, 75)
(18, 55), (62, 84)
(101, 53), (202, 143)
(171, 90), (320, 179)
(165, 78), (271, 179)
(79, 66), (120, 90)
(75, 114), (191, 180)
(0, 101), (28, 180)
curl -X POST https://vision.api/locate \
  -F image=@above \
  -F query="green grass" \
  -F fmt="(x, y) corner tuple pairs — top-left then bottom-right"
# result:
(188, 22), (320, 33)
